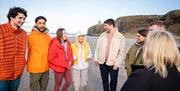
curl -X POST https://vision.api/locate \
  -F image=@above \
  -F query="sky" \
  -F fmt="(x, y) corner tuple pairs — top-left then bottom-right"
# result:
(0, 0), (180, 34)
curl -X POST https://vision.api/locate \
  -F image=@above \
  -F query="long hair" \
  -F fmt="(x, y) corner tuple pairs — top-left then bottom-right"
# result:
(143, 31), (180, 78)
(56, 28), (65, 43)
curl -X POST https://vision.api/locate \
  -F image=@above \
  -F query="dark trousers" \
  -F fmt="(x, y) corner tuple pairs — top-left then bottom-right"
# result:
(0, 77), (21, 91)
(30, 71), (49, 91)
(54, 69), (72, 91)
(99, 63), (119, 91)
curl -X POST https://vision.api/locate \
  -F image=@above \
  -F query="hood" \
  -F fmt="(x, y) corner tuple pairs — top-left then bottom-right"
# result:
(32, 26), (49, 33)
(74, 31), (87, 46)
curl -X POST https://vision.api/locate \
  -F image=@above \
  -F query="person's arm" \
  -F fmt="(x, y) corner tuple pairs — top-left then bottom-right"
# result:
(93, 37), (101, 66)
(27, 36), (31, 63)
(48, 42), (69, 68)
(0, 31), (3, 62)
(67, 41), (74, 66)
(114, 36), (126, 68)
(87, 43), (92, 59)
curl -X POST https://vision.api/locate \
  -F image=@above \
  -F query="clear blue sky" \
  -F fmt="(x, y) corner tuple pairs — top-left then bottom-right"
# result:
(0, 0), (180, 34)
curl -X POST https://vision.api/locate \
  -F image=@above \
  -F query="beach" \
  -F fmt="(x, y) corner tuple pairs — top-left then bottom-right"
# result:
(18, 36), (179, 91)
(18, 36), (136, 91)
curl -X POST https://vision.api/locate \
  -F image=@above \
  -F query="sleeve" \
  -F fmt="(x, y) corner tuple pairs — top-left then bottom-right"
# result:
(87, 43), (92, 59)
(114, 36), (126, 67)
(71, 44), (76, 60)
(27, 36), (31, 63)
(48, 42), (69, 68)
(93, 37), (101, 62)
(0, 31), (3, 61)
(125, 49), (130, 69)
(48, 42), (58, 65)
(67, 41), (74, 65)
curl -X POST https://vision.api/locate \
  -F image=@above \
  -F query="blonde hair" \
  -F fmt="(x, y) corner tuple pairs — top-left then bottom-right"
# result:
(143, 31), (180, 78)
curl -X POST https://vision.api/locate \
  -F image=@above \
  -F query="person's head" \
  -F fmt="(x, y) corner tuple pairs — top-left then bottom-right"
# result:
(149, 20), (166, 31)
(103, 19), (115, 32)
(76, 31), (85, 44)
(136, 28), (149, 44)
(143, 31), (180, 78)
(56, 28), (67, 42)
(7, 7), (27, 29)
(35, 16), (47, 32)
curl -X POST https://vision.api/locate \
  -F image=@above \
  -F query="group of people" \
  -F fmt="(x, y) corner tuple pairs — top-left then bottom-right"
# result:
(0, 6), (179, 91)
(0, 7), (90, 91)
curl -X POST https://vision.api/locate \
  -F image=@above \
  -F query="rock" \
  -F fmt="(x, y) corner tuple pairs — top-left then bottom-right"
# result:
(87, 10), (180, 36)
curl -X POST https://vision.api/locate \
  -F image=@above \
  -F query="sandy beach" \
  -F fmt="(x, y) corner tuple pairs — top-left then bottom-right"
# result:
(18, 36), (136, 91)
(18, 36), (179, 91)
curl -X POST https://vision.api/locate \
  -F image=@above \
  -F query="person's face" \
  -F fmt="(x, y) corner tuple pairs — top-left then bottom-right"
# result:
(62, 31), (67, 41)
(36, 19), (46, 32)
(78, 35), (85, 44)
(136, 33), (145, 43)
(149, 25), (165, 31)
(10, 13), (26, 29)
(104, 24), (113, 33)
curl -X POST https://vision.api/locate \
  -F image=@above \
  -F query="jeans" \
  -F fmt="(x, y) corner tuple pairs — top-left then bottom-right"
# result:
(99, 63), (119, 91)
(0, 77), (21, 91)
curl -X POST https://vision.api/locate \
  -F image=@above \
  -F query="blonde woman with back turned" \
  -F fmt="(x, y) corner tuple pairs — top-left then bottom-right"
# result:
(121, 31), (180, 91)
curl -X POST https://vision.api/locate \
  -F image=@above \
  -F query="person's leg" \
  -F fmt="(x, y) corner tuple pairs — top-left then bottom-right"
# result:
(62, 69), (72, 91)
(54, 71), (64, 91)
(109, 67), (119, 91)
(9, 77), (21, 91)
(99, 63), (109, 91)
(39, 71), (49, 91)
(80, 68), (88, 91)
(30, 73), (42, 91)
(0, 80), (9, 91)
(72, 68), (80, 91)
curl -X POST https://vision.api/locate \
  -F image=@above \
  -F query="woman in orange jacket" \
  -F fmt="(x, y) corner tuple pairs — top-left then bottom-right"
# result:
(48, 28), (74, 91)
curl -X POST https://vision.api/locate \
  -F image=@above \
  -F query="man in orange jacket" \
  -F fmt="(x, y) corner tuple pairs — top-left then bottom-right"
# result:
(0, 7), (27, 91)
(27, 16), (51, 91)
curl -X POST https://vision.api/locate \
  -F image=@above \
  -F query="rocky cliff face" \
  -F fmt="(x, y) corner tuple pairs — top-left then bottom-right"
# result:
(87, 10), (180, 36)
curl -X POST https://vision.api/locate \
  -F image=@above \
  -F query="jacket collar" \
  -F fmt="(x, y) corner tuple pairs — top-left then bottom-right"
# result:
(6, 22), (22, 33)
(32, 26), (49, 33)
(102, 28), (119, 37)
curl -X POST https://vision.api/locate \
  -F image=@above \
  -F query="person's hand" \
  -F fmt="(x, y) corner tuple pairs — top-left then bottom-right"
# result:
(95, 61), (99, 66)
(69, 61), (71, 66)
(113, 65), (119, 70)
(67, 61), (71, 69)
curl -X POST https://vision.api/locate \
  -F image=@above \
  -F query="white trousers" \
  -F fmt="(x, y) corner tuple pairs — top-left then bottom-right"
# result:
(72, 68), (88, 91)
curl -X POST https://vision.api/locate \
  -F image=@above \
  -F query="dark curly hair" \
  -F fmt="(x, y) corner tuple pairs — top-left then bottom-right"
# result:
(7, 7), (27, 21)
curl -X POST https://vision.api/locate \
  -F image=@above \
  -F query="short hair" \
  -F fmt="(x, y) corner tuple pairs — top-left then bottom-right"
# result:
(149, 20), (165, 27)
(35, 16), (47, 23)
(143, 31), (180, 78)
(137, 28), (149, 37)
(7, 7), (27, 21)
(104, 19), (115, 27)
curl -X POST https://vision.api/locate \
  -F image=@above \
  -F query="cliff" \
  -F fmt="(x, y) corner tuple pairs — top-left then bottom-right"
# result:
(87, 10), (180, 36)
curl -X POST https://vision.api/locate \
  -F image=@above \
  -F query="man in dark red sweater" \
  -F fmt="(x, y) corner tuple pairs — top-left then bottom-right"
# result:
(0, 7), (27, 91)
